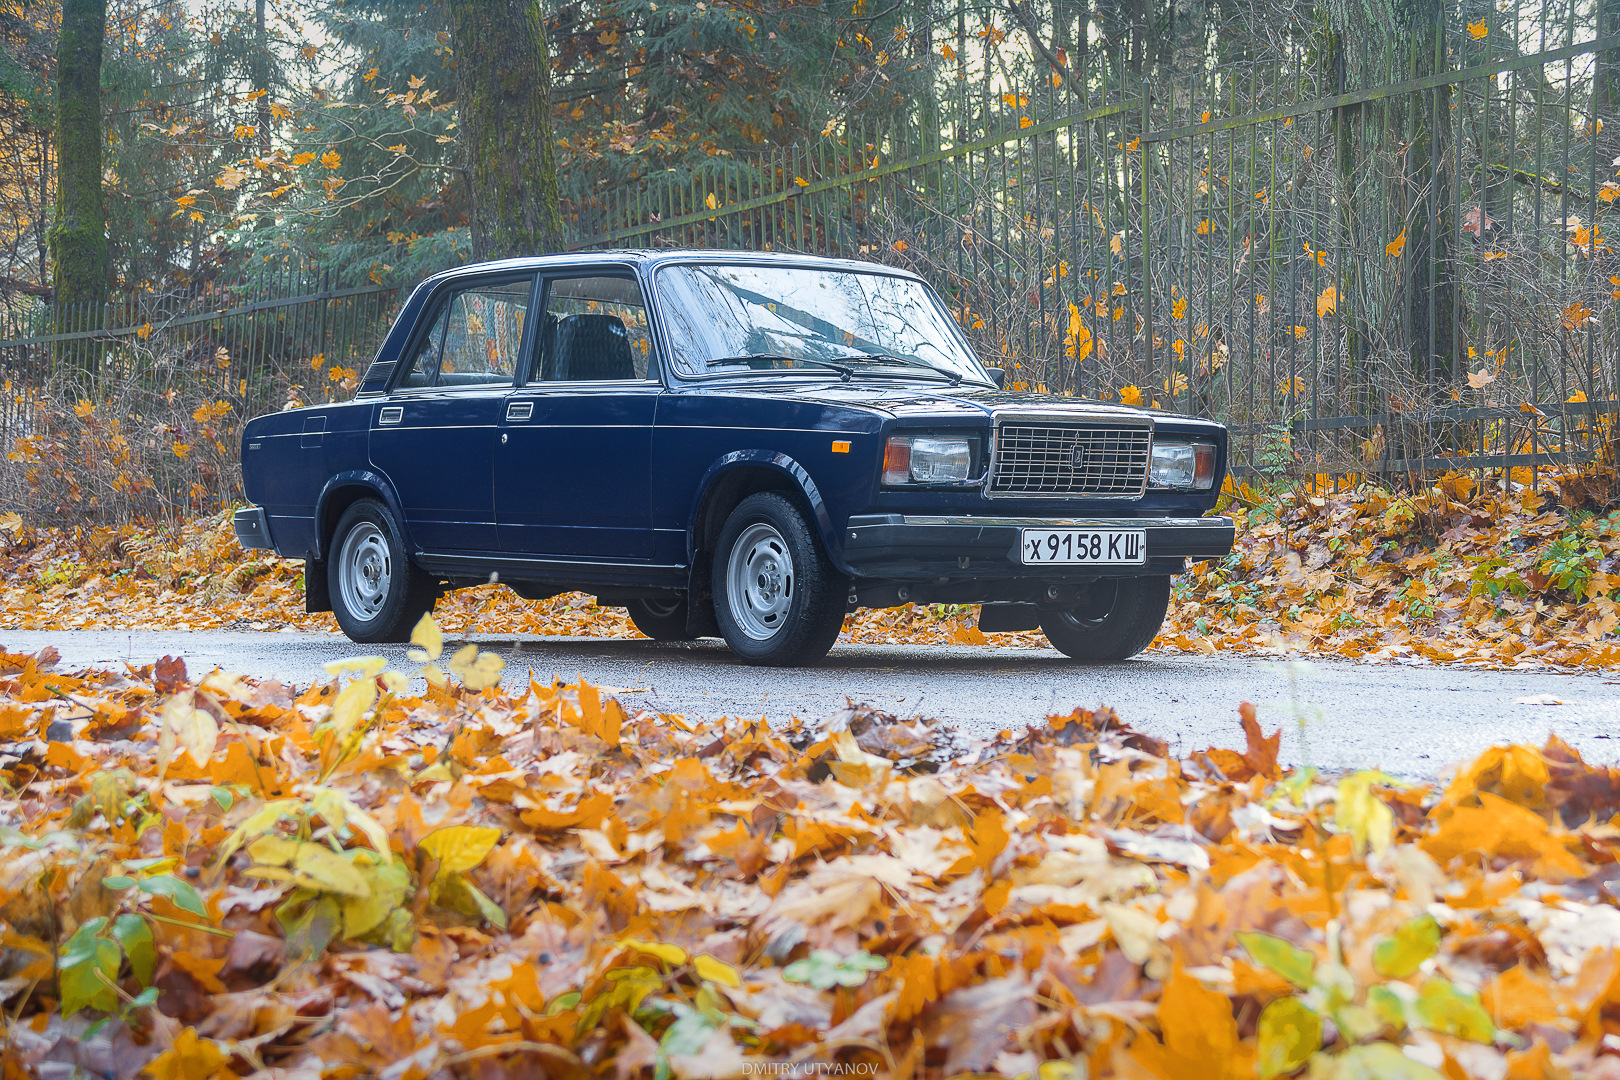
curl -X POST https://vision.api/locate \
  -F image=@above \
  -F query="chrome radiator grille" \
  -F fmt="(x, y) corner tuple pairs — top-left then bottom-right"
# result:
(988, 423), (1151, 497)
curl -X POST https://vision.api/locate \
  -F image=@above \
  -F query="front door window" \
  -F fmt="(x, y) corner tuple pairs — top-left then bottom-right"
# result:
(534, 276), (653, 382)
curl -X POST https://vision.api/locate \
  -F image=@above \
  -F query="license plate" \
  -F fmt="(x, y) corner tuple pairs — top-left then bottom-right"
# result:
(1020, 528), (1147, 565)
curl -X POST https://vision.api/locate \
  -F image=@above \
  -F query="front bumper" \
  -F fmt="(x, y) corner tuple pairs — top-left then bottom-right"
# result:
(233, 506), (275, 551)
(841, 514), (1235, 579)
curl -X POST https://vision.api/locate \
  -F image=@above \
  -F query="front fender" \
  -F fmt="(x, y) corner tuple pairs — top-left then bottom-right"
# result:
(311, 470), (410, 561)
(688, 451), (846, 570)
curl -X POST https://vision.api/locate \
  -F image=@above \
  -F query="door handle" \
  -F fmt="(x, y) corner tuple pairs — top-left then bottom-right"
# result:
(506, 401), (534, 421)
(378, 406), (403, 425)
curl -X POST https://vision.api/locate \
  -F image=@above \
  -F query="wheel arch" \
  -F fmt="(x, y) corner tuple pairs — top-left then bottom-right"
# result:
(687, 452), (838, 567)
(312, 471), (410, 562)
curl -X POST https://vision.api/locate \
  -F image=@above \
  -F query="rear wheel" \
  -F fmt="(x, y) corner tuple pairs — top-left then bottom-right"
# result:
(713, 493), (847, 666)
(328, 500), (436, 643)
(1039, 576), (1171, 662)
(626, 597), (695, 641)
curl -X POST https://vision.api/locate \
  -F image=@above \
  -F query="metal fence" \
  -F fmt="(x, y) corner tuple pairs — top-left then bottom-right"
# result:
(0, 275), (399, 521)
(566, 3), (1620, 483)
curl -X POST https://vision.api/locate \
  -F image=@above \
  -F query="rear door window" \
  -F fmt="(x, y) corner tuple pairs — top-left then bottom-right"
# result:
(398, 278), (534, 389)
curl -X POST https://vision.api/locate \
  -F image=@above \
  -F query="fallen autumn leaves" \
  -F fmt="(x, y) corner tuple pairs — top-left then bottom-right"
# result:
(4, 465), (1619, 667)
(4, 619), (1620, 1079)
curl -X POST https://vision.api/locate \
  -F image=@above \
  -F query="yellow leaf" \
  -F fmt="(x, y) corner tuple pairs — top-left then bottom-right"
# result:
(328, 674), (378, 732)
(1315, 285), (1336, 318)
(1385, 229), (1407, 257)
(161, 690), (218, 768)
(324, 656), (387, 678)
(1020, 116), (1034, 128)
(1118, 385), (1144, 407)
(1467, 20), (1488, 38)
(246, 836), (372, 898)
(340, 858), (409, 939)
(622, 939), (688, 965)
(408, 612), (443, 662)
(1466, 368), (1496, 390)
(1110, 232), (1123, 256)
(1335, 771), (1394, 856)
(705, 192), (718, 210)
(418, 825), (502, 876)
(292, 151), (317, 166)
(446, 643), (505, 690)
(1172, 297), (1188, 320)
(145, 1028), (228, 1080)
(694, 954), (741, 987)
(291, 846), (372, 897)
(794, 176), (809, 187)
(320, 150), (341, 169)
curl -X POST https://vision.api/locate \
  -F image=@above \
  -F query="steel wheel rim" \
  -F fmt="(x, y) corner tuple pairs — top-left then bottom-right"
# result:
(727, 522), (794, 640)
(338, 522), (392, 623)
(1059, 580), (1119, 628)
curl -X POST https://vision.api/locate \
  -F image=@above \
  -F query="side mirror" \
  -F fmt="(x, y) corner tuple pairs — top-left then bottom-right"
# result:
(985, 367), (1008, 389)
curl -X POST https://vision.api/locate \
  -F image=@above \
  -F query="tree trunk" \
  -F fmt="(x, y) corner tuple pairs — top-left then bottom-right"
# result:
(1326, 0), (1454, 440)
(445, 0), (566, 260)
(254, 0), (272, 160)
(48, 0), (109, 318)
(1402, 0), (1455, 395)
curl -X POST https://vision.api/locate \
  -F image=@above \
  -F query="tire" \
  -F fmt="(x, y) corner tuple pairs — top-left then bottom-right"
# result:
(327, 500), (436, 643)
(1039, 575), (1171, 662)
(712, 493), (847, 666)
(626, 597), (695, 641)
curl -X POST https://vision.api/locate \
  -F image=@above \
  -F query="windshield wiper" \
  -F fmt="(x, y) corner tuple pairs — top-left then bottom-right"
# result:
(842, 352), (963, 385)
(705, 353), (853, 381)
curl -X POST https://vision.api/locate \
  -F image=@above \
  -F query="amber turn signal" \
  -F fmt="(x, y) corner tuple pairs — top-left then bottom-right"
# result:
(881, 438), (912, 485)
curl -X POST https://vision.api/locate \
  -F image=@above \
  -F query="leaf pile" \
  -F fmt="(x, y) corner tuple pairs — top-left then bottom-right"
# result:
(6, 630), (1620, 1078)
(1163, 471), (1620, 668)
(3, 467), (1620, 669)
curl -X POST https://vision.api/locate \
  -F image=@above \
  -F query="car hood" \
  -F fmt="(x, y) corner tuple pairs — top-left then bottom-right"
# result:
(766, 382), (1187, 424)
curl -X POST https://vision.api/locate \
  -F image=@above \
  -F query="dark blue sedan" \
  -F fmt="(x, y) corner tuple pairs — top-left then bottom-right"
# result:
(234, 251), (1234, 665)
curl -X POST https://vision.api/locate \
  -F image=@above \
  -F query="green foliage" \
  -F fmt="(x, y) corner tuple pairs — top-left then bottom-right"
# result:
(1469, 555), (1530, 601)
(1256, 997), (1321, 1079)
(1239, 931), (1316, 989)
(1538, 531), (1604, 602)
(1373, 915), (1440, 978)
(781, 949), (888, 990)
(58, 918), (122, 1017)
(59, 912), (158, 1019)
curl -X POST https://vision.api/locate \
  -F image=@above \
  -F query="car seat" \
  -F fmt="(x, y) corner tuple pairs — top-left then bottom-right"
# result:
(544, 313), (634, 381)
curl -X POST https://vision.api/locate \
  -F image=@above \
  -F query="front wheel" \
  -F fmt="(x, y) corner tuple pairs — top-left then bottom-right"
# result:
(1039, 576), (1171, 662)
(712, 493), (847, 666)
(626, 597), (695, 641)
(328, 500), (436, 643)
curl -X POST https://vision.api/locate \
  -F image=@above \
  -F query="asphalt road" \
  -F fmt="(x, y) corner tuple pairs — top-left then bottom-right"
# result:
(6, 629), (1620, 778)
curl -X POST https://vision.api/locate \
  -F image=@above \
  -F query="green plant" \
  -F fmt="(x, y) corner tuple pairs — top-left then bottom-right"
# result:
(1469, 556), (1530, 602)
(1539, 532), (1604, 601)
(1241, 913), (1491, 1079)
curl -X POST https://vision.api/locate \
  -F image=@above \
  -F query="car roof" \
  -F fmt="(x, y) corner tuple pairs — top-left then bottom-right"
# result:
(420, 248), (929, 286)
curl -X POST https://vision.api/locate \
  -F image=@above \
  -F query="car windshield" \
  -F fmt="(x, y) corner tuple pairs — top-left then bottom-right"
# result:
(654, 263), (989, 383)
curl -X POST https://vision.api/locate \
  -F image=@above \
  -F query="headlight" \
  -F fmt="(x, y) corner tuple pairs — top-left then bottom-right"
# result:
(1150, 440), (1217, 490)
(883, 436), (973, 485)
